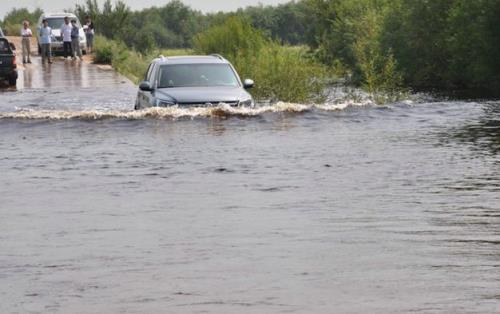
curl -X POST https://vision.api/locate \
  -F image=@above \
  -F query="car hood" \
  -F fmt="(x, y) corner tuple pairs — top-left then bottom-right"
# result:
(155, 86), (251, 104)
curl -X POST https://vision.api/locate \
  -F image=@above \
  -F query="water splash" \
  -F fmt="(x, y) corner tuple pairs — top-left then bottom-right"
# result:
(0, 101), (374, 121)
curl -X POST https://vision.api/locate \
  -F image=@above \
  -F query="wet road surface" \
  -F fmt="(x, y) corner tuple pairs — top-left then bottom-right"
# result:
(1, 52), (135, 111)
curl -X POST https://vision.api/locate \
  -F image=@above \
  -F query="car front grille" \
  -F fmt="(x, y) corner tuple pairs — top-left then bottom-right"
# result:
(177, 101), (239, 107)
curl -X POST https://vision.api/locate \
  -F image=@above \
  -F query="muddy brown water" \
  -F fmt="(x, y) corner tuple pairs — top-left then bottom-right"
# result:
(0, 56), (499, 313)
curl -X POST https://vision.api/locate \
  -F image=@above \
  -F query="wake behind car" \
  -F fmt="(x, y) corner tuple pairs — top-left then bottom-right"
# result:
(0, 37), (18, 86)
(36, 13), (87, 55)
(135, 55), (254, 109)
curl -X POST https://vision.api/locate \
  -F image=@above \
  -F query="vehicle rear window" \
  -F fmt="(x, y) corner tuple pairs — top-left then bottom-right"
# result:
(158, 64), (239, 88)
(0, 39), (11, 53)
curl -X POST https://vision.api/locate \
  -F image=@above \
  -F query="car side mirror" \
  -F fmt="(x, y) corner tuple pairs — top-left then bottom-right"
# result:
(9, 42), (16, 51)
(243, 79), (254, 89)
(139, 81), (153, 91)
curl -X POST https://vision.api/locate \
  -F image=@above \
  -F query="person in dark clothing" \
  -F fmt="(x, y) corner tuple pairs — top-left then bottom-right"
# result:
(83, 16), (95, 53)
(71, 20), (82, 60)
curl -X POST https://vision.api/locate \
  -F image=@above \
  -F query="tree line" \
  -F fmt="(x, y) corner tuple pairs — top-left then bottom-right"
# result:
(304, 0), (500, 96)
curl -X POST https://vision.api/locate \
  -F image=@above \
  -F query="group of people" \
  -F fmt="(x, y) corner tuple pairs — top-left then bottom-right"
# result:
(20, 16), (95, 65)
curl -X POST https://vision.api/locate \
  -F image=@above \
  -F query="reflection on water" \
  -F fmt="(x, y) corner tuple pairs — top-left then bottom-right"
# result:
(449, 102), (500, 155)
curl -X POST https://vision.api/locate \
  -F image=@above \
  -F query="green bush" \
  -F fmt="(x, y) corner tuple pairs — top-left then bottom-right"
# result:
(93, 35), (148, 83)
(352, 9), (403, 101)
(193, 16), (328, 102)
(93, 35), (115, 64)
(249, 45), (328, 103)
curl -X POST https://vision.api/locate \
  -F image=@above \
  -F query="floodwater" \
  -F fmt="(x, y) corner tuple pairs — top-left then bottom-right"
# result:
(1, 58), (499, 314)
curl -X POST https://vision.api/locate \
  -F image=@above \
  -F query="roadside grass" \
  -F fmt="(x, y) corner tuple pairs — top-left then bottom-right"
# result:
(193, 16), (330, 102)
(94, 35), (196, 83)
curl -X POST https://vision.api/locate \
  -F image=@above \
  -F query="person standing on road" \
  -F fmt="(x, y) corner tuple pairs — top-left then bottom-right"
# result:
(70, 20), (82, 60)
(83, 16), (94, 53)
(20, 20), (32, 64)
(60, 17), (73, 59)
(39, 19), (53, 64)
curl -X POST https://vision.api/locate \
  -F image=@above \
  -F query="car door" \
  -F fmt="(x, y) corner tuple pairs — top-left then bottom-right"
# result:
(0, 39), (14, 80)
(146, 64), (160, 107)
(137, 63), (158, 108)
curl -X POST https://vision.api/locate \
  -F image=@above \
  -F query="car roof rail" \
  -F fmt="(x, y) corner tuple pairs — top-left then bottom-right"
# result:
(210, 54), (225, 61)
(158, 55), (168, 62)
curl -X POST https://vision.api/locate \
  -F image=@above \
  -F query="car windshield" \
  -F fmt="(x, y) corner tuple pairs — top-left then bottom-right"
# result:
(47, 18), (78, 29)
(158, 64), (239, 88)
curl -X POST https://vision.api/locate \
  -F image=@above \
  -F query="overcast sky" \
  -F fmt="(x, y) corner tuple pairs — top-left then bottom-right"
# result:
(2, 0), (291, 18)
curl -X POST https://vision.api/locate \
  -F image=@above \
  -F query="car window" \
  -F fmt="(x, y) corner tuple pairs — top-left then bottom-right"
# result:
(145, 63), (154, 81)
(158, 64), (239, 88)
(150, 64), (160, 87)
(0, 39), (11, 53)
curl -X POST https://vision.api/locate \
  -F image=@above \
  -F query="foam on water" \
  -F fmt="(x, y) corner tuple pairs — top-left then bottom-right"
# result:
(0, 100), (375, 120)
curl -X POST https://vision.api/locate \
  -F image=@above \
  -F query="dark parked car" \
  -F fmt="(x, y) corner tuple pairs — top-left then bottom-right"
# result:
(135, 54), (254, 109)
(0, 37), (18, 86)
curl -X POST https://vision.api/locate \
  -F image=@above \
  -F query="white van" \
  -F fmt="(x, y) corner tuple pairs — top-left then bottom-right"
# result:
(37, 13), (87, 55)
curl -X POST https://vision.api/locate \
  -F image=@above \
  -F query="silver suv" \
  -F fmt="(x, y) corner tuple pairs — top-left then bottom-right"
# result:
(135, 55), (254, 109)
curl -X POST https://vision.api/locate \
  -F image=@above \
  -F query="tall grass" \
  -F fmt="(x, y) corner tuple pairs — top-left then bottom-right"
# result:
(193, 16), (329, 103)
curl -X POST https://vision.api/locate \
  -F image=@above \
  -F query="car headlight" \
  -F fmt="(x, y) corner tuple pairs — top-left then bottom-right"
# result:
(239, 98), (254, 108)
(156, 99), (175, 107)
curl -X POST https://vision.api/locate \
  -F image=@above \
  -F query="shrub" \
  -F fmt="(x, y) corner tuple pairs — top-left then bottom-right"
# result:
(93, 35), (115, 64)
(353, 9), (404, 101)
(93, 35), (148, 83)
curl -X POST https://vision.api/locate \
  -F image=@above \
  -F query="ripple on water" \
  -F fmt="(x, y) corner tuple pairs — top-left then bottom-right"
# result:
(0, 101), (374, 120)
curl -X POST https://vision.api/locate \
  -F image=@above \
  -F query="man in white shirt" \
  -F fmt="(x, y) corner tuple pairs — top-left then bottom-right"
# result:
(21, 20), (32, 64)
(60, 16), (73, 59)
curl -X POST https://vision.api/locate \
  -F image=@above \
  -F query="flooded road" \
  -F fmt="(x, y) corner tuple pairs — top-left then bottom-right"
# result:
(1, 54), (135, 111)
(0, 57), (499, 313)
